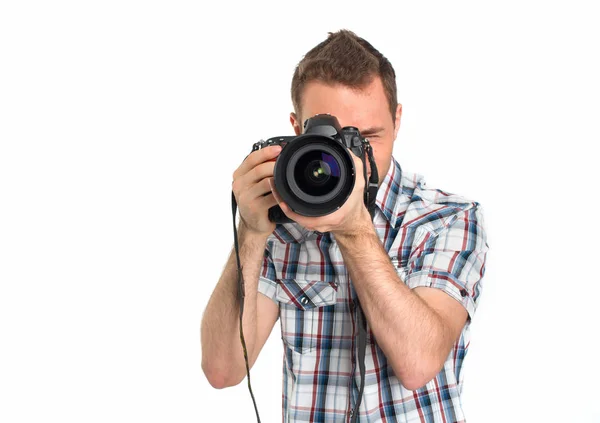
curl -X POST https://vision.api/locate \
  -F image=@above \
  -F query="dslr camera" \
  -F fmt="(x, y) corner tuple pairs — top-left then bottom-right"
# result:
(251, 114), (378, 223)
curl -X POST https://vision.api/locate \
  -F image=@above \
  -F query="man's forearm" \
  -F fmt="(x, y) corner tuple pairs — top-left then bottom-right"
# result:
(334, 219), (451, 390)
(201, 222), (269, 387)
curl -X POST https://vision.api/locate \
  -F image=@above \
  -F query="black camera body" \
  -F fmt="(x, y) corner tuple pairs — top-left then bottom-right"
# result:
(251, 114), (378, 224)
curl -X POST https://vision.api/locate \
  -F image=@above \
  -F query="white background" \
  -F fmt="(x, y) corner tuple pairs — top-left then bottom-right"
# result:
(1, 1), (599, 422)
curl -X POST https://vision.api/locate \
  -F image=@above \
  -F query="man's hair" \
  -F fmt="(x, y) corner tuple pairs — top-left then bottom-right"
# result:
(291, 29), (398, 125)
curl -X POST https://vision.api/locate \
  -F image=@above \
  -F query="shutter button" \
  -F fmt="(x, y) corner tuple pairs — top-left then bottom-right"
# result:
(300, 296), (309, 305)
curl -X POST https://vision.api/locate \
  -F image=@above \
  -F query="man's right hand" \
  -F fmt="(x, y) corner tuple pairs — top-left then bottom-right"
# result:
(231, 145), (282, 237)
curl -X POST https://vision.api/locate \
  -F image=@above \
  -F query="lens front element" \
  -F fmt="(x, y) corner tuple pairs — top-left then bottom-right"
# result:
(295, 151), (341, 197)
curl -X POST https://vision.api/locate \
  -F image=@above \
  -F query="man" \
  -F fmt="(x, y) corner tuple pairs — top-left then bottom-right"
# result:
(201, 29), (489, 422)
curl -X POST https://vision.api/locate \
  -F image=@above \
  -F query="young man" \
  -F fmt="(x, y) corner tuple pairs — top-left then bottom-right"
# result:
(201, 29), (489, 422)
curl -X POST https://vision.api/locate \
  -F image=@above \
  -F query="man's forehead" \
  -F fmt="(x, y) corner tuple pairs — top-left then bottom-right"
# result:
(301, 80), (389, 131)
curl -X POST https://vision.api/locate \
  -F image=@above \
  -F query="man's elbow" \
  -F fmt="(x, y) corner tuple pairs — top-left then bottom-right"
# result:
(400, 374), (433, 391)
(202, 361), (244, 389)
(393, 359), (443, 391)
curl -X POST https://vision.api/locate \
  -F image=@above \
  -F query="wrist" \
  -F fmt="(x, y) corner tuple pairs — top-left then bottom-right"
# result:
(332, 207), (374, 240)
(239, 220), (272, 244)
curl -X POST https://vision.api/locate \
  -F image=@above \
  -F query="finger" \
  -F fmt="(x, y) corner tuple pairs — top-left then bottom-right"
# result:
(246, 177), (272, 201)
(260, 192), (278, 209)
(277, 200), (306, 223)
(351, 154), (367, 189)
(234, 161), (276, 195)
(234, 145), (282, 180)
(268, 178), (280, 199)
(268, 180), (294, 217)
(353, 153), (364, 172)
(246, 160), (277, 185)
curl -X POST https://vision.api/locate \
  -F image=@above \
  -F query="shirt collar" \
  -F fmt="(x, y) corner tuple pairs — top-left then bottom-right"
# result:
(375, 155), (403, 228)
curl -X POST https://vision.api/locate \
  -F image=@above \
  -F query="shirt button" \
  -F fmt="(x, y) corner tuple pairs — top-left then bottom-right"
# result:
(300, 296), (309, 305)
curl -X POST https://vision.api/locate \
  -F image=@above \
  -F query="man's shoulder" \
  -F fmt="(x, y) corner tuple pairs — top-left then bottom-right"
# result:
(400, 167), (484, 232)
(403, 169), (478, 206)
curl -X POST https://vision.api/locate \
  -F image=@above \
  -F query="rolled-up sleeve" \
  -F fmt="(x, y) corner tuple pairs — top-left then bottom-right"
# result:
(405, 204), (489, 320)
(257, 240), (278, 304)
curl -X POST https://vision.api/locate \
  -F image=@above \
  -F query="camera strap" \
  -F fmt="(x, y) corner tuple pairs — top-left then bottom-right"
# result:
(363, 142), (379, 221)
(231, 191), (262, 423)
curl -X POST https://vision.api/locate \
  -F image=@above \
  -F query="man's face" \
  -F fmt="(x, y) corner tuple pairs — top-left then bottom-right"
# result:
(290, 76), (402, 186)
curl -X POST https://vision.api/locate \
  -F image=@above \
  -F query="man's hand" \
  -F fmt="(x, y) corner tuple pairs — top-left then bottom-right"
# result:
(269, 152), (372, 236)
(232, 145), (282, 237)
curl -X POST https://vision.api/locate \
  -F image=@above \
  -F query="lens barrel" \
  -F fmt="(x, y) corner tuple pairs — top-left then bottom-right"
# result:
(273, 134), (355, 217)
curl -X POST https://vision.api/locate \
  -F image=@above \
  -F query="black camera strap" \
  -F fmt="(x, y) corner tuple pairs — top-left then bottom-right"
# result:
(363, 142), (379, 221)
(231, 192), (262, 423)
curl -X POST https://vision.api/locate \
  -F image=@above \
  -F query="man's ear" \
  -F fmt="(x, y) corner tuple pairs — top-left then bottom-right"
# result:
(290, 112), (302, 135)
(393, 103), (403, 140)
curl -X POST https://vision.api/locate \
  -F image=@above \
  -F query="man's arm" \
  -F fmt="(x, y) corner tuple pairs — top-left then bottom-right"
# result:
(201, 222), (279, 389)
(268, 154), (487, 390)
(334, 219), (468, 391)
(202, 144), (283, 389)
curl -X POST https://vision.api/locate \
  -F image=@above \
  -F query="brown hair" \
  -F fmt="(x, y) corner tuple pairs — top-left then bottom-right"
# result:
(291, 29), (398, 125)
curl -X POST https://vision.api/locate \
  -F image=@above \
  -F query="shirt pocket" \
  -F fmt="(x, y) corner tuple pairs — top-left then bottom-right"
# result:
(276, 279), (338, 354)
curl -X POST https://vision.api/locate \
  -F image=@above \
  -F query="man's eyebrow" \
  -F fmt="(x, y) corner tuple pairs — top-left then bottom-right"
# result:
(360, 126), (385, 135)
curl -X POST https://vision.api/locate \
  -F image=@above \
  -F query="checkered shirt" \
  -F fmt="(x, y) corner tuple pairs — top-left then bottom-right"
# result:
(258, 155), (489, 422)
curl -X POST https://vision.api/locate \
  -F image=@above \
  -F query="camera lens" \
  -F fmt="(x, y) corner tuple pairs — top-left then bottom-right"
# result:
(294, 151), (341, 197)
(276, 136), (354, 216)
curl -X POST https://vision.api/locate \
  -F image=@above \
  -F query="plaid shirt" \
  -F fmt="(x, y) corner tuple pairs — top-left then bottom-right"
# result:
(258, 155), (489, 423)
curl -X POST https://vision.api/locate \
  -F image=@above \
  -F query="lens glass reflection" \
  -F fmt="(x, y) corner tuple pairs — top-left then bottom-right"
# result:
(294, 151), (341, 197)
